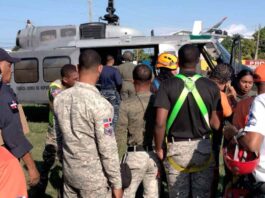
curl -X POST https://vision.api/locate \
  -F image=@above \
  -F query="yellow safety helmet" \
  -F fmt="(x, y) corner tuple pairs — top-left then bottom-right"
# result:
(156, 52), (178, 70)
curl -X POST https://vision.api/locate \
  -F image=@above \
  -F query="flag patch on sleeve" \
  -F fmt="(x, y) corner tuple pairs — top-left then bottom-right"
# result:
(51, 89), (62, 98)
(103, 118), (114, 136)
(8, 100), (18, 112)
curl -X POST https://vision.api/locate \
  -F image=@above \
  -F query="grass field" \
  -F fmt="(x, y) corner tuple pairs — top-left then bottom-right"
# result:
(22, 105), (59, 198)
(26, 122), (62, 198)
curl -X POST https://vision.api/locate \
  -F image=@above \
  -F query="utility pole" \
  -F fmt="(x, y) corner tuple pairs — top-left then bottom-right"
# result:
(255, 24), (261, 60)
(88, 0), (93, 22)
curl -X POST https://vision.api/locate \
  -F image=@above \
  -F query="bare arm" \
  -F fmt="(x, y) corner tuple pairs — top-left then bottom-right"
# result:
(112, 189), (123, 198)
(210, 110), (221, 130)
(154, 108), (168, 160)
(239, 132), (264, 152)
(240, 96), (265, 152)
(22, 152), (40, 186)
(223, 125), (264, 152)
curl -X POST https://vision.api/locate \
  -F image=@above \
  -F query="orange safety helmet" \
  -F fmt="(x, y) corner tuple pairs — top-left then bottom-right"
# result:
(254, 63), (265, 82)
(156, 52), (178, 70)
(223, 144), (259, 175)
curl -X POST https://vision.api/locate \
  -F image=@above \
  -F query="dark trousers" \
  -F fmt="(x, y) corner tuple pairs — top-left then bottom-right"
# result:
(249, 175), (265, 197)
(36, 144), (56, 196)
(225, 174), (265, 198)
(100, 89), (121, 129)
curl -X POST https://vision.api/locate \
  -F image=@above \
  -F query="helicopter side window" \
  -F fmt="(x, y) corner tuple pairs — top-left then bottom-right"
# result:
(40, 30), (57, 42)
(61, 28), (76, 38)
(121, 47), (156, 67)
(14, 58), (38, 83)
(204, 43), (220, 62)
(43, 56), (70, 82)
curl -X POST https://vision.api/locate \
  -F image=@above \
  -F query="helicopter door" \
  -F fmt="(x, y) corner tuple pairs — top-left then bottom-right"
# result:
(81, 45), (159, 68)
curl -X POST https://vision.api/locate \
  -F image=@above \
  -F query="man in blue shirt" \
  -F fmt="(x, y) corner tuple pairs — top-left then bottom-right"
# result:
(0, 48), (40, 186)
(98, 55), (122, 128)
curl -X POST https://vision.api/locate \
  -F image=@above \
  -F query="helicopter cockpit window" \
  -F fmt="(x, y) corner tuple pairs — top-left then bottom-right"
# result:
(197, 42), (222, 73)
(14, 58), (38, 83)
(40, 30), (57, 42)
(204, 43), (220, 62)
(43, 56), (70, 82)
(61, 28), (76, 38)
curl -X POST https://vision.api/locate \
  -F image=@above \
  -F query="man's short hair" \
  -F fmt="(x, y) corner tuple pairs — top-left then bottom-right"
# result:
(178, 44), (200, 68)
(133, 64), (152, 83)
(60, 64), (77, 78)
(209, 63), (233, 84)
(79, 49), (101, 70)
(106, 55), (114, 62)
(122, 51), (134, 62)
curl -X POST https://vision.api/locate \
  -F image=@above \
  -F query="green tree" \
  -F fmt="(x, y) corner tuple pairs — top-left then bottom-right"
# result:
(253, 26), (265, 59)
(133, 49), (151, 62)
(221, 36), (255, 59)
(221, 37), (233, 53)
(241, 38), (255, 59)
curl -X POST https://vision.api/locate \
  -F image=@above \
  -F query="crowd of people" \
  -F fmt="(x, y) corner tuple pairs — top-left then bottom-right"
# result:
(0, 44), (264, 198)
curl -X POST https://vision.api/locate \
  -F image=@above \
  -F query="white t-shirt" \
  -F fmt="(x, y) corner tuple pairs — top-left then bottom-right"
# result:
(244, 93), (265, 182)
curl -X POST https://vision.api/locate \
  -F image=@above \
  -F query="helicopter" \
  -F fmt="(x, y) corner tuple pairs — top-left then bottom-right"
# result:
(10, 0), (243, 104)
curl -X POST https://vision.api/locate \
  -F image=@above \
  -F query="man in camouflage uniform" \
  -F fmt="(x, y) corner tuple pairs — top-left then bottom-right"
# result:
(118, 51), (136, 100)
(116, 64), (160, 198)
(54, 50), (122, 198)
(38, 64), (78, 195)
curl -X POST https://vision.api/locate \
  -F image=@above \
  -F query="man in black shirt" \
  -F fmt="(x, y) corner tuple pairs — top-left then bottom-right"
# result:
(154, 44), (221, 197)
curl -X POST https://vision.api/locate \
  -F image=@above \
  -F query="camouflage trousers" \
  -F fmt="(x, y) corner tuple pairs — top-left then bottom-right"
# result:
(64, 182), (111, 198)
(42, 124), (58, 169)
(123, 151), (160, 198)
(164, 139), (215, 198)
(37, 122), (62, 196)
(120, 81), (135, 100)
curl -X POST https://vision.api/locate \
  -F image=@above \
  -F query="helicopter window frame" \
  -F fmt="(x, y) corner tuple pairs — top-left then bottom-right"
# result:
(40, 30), (57, 42)
(60, 28), (76, 38)
(204, 42), (221, 61)
(197, 43), (220, 72)
(14, 58), (39, 83)
(43, 56), (71, 82)
(82, 45), (159, 68)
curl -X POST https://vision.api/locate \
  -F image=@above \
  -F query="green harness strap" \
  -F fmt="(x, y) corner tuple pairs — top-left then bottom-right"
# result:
(166, 74), (213, 173)
(48, 81), (63, 127)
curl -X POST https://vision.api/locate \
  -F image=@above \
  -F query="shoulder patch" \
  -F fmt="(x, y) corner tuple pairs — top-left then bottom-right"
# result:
(8, 100), (18, 113)
(51, 88), (62, 98)
(103, 118), (114, 136)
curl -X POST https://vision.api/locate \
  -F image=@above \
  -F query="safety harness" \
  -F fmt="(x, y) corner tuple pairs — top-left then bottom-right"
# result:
(166, 73), (213, 173)
(48, 80), (63, 127)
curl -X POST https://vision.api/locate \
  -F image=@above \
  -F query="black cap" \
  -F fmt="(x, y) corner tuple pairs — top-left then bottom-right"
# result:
(0, 48), (20, 63)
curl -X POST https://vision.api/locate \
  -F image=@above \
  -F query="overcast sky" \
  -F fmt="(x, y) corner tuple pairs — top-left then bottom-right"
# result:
(0, 0), (264, 49)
